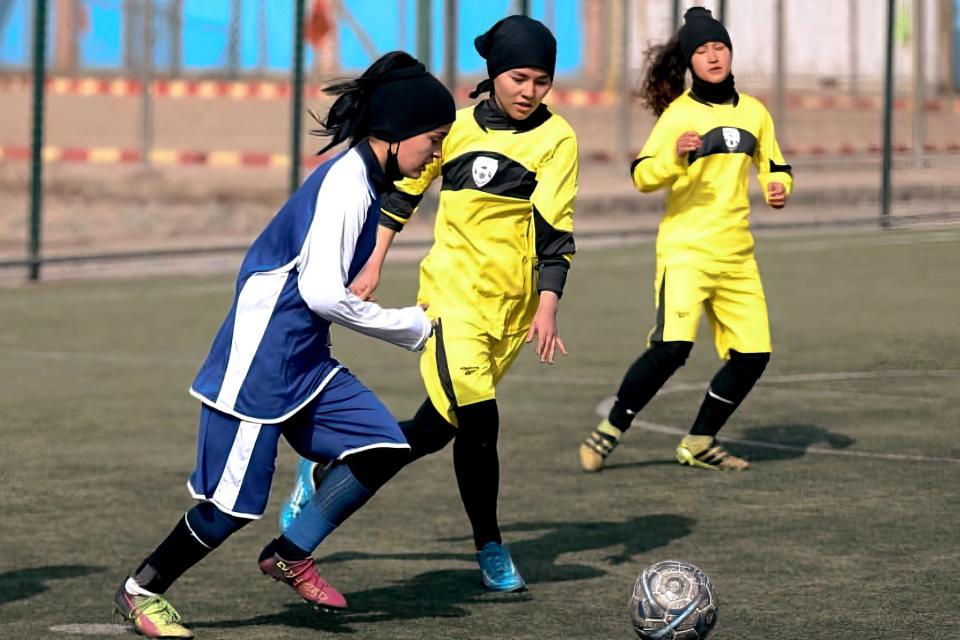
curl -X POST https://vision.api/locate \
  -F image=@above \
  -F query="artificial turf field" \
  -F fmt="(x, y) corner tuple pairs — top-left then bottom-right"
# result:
(1, 227), (958, 639)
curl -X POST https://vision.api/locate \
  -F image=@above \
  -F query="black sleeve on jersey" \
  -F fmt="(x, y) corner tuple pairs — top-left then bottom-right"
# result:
(533, 204), (576, 298)
(379, 186), (425, 232)
(768, 160), (793, 176)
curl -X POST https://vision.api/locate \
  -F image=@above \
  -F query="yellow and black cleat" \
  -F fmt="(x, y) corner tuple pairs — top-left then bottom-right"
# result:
(579, 419), (622, 472)
(676, 435), (749, 471)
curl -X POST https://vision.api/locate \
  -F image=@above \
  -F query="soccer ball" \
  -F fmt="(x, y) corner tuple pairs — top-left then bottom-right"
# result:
(629, 560), (719, 639)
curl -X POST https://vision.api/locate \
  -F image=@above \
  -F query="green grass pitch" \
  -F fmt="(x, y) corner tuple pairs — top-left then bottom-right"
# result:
(1, 227), (958, 639)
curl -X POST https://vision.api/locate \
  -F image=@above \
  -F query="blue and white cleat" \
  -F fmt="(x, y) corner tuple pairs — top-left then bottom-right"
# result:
(476, 542), (526, 592)
(278, 457), (320, 532)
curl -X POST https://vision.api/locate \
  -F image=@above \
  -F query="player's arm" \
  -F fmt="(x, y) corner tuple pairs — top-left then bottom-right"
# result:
(754, 106), (793, 209)
(297, 174), (431, 352)
(350, 158), (441, 300)
(528, 135), (579, 364)
(631, 109), (688, 192)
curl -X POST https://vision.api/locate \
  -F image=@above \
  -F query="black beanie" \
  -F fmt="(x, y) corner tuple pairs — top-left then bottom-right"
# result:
(474, 15), (556, 86)
(368, 64), (456, 142)
(678, 7), (732, 63)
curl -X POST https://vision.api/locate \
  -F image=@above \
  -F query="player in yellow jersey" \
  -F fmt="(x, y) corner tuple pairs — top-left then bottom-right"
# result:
(580, 7), (792, 473)
(280, 15), (577, 592)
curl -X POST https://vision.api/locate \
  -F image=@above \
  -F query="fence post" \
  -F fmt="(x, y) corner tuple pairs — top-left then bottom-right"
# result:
(416, 0), (432, 70)
(773, 0), (786, 147)
(881, 0), (896, 229)
(28, 0), (48, 281)
(443, 0), (457, 92)
(141, 0), (154, 166)
(290, 0), (307, 194)
(912, 0), (926, 167)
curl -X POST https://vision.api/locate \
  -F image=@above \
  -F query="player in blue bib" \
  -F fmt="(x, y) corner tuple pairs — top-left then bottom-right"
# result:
(113, 52), (455, 639)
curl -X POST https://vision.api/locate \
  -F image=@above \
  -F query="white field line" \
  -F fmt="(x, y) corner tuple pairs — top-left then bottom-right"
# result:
(611, 418), (960, 464)
(513, 369), (960, 389)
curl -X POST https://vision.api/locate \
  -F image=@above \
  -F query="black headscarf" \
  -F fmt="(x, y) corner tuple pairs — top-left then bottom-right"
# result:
(469, 15), (557, 98)
(679, 7), (736, 105)
(368, 63), (456, 142)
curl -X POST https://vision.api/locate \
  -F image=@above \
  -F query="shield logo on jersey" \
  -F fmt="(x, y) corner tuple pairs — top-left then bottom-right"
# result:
(472, 156), (499, 188)
(722, 127), (741, 151)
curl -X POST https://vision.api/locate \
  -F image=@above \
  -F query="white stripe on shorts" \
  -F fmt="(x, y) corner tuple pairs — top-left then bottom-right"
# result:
(211, 420), (262, 512)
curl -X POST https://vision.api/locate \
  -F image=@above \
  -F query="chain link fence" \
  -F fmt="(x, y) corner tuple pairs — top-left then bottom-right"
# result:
(0, 0), (958, 280)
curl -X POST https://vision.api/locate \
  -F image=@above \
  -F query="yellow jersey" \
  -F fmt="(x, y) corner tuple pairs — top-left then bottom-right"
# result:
(632, 91), (793, 266)
(381, 99), (579, 336)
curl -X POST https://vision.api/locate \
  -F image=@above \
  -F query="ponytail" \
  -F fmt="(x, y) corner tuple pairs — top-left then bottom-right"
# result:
(310, 51), (422, 154)
(637, 36), (686, 117)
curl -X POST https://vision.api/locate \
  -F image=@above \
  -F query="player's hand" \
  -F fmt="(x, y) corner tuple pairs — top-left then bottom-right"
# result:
(349, 265), (381, 301)
(767, 182), (787, 209)
(525, 292), (568, 365)
(676, 131), (702, 156)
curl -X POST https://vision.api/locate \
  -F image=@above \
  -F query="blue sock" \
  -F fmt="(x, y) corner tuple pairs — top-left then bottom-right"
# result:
(281, 463), (373, 554)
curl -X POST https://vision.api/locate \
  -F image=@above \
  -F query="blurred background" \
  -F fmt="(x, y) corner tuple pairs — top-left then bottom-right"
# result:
(1, 0), (958, 281)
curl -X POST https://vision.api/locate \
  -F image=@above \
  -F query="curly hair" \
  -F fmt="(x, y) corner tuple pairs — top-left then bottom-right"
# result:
(637, 36), (687, 117)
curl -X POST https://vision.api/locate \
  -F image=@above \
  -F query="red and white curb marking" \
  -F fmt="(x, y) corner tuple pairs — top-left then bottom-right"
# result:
(2, 75), (958, 111)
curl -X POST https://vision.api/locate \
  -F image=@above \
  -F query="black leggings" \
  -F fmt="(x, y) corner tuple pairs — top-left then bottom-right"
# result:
(347, 398), (501, 549)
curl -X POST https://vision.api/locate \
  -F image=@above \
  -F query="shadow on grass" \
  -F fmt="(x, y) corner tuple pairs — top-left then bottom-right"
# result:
(724, 424), (856, 462)
(191, 514), (694, 633)
(0, 565), (105, 606)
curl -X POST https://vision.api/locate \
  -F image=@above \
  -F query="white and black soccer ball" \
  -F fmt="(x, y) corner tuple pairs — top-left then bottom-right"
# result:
(630, 560), (719, 640)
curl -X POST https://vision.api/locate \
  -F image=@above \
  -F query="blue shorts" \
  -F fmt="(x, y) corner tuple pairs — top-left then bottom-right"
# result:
(187, 367), (407, 519)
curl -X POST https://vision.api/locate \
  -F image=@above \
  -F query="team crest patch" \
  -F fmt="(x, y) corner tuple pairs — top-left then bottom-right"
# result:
(472, 156), (499, 188)
(722, 127), (740, 151)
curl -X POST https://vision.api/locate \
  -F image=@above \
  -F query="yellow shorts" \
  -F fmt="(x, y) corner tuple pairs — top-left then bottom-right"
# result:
(420, 317), (528, 426)
(650, 260), (772, 358)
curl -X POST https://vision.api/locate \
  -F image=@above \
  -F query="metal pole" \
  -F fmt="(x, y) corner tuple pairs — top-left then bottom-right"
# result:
(141, 0), (153, 166)
(517, 0), (530, 16)
(290, 0), (306, 194)
(881, 0), (896, 229)
(619, 0), (632, 159)
(169, 0), (182, 75)
(28, 0), (48, 281)
(399, 0), (408, 52)
(718, 0), (727, 24)
(228, 0), (241, 77)
(257, 0), (267, 74)
(912, 0), (926, 167)
(416, 0), (431, 69)
(672, 0), (681, 31)
(443, 0), (457, 93)
(849, 0), (859, 96)
(774, 0), (786, 146)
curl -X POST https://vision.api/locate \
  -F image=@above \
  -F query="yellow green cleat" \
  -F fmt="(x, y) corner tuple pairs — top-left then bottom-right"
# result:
(114, 580), (193, 639)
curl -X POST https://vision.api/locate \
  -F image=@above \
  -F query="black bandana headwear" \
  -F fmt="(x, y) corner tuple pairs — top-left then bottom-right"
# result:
(469, 15), (557, 99)
(368, 63), (456, 142)
(679, 8), (736, 105)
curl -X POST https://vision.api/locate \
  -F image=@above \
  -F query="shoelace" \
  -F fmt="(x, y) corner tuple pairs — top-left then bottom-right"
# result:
(131, 595), (182, 624)
(282, 558), (328, 589)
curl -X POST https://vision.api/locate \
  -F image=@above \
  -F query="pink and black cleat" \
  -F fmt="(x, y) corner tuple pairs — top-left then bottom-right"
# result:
(258, 547), (347, 611)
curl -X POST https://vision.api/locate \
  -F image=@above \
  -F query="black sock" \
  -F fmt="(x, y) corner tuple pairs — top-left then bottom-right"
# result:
(132, 502), (248, 594)
(610, 341), (693, 431)
(690, 351), (770, 437)
(453, 400), (501, 550)
(272, 536), (311, 561)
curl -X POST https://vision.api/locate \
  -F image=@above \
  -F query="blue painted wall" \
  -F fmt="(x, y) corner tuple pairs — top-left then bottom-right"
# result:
(0, 0), (582, 76)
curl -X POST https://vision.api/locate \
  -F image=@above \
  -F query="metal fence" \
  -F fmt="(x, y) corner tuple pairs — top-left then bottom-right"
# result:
(1, 0), (958, 281)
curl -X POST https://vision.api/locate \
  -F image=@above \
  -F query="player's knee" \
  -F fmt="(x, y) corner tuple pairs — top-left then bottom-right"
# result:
(401, 400), (456, 458)
(650, 340), (693, 372)
(729, 350), (770, 380)
(185, 501), (249, 549)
